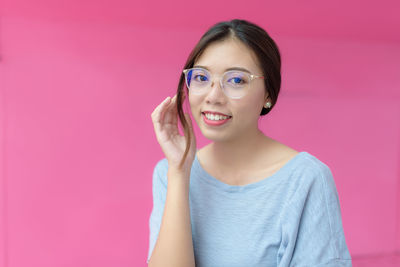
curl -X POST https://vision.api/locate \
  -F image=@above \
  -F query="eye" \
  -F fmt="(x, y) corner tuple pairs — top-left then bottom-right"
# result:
(194, 74), (208, 82)
(227, 76), (246, 84)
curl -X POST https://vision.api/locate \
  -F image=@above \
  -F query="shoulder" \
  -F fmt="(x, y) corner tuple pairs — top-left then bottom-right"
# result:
(301, 153), (341, 204)
(286, 152), (339, 204)
(300, 152), (332, 175)
(301, 152), (335, 186)
(277, 151), (335, 193)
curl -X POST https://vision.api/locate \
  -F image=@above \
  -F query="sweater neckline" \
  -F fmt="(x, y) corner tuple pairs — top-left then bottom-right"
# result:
(193, 151), (308, 192)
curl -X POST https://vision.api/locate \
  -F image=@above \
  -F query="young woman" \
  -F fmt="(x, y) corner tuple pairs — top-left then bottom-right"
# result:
(148, 19), (352, 267)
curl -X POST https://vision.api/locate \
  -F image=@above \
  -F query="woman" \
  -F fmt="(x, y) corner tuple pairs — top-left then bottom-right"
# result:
(148, 19), (352, 267)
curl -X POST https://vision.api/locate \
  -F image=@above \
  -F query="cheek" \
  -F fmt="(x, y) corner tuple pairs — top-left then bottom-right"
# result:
(234, 97), (263, 119)
(247, 89), (266, 111)
(189, 95), (202, 113)
(188, 96), (203, 127)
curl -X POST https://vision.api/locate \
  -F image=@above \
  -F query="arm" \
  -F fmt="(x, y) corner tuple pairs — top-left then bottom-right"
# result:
(148, 168), (195, 267)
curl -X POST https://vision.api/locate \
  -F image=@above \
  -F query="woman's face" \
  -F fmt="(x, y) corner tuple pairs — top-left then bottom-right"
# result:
(188, 38), (269, 142)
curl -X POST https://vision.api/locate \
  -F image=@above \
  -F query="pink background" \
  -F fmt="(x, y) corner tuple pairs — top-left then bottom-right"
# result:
(1, 0), (400, 266)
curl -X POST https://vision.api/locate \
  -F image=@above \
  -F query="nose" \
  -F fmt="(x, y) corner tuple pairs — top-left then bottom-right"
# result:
(204, 77), (227, 104)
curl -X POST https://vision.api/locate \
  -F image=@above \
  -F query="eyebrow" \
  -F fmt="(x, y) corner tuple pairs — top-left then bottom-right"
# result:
(193, 65), (252, 74)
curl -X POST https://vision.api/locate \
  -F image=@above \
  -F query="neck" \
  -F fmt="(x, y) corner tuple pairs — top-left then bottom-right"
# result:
(209, 128), (271, 169)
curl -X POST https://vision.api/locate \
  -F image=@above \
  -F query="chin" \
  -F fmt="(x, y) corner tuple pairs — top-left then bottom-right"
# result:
(200, 130), (234, 142)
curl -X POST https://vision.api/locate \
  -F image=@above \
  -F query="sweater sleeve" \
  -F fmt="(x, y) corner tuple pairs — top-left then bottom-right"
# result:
(277, 162), (352, 267)
(146, 158), (168, 264)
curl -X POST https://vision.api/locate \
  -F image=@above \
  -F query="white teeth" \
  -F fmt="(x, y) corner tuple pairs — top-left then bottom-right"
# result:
(204, 113), (229, 121)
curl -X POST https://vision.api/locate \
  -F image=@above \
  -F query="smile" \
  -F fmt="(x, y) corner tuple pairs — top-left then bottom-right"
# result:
(201, 112), (232, 126)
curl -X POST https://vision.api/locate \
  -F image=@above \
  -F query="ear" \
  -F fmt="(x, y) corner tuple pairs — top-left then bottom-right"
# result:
(264, 92), (270, 102)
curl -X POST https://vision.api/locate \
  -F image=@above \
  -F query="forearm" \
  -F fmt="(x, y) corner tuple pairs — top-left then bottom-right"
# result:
(148, 169), (195, 267)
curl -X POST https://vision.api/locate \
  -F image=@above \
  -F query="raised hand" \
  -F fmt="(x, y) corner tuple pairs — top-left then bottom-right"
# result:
(151, 93), (197, 175)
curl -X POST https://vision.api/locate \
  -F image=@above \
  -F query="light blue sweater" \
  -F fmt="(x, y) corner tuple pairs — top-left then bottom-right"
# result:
(147, 151), (352, 266)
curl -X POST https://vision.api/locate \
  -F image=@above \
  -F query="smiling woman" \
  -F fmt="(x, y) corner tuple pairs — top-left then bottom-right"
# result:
(148, 19), (352, 267)
(187, 38), (272, 148)
(175, 20), (281, 169)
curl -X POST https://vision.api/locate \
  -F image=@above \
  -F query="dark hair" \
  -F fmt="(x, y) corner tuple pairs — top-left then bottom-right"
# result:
(176, 19), (281, 169)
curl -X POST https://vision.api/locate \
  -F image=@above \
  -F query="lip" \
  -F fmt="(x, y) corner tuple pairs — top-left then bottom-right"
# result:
(201, 110), (232, 117)
(202, 113), (232, 126)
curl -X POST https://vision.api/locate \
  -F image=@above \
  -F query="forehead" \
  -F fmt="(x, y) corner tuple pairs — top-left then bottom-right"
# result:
(194, 39), (261, 74)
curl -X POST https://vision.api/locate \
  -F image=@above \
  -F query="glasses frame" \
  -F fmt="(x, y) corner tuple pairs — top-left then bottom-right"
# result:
(182, 67), (265, 99)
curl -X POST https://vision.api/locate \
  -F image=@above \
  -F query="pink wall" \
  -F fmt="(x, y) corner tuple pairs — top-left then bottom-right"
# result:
(1, 1), (400, 266)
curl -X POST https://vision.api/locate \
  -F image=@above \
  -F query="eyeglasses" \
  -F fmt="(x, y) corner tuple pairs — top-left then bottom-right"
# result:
(182, 67), (265, 99)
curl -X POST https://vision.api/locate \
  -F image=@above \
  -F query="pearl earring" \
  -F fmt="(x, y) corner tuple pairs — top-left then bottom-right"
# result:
(264, 102), (271, 108)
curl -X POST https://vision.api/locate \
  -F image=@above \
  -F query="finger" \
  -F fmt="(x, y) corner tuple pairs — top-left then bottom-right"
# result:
(159, 97), (172, 124)
(170, 94), (179, 124)
(152, 97), (171, 133)
(160, 96), (174, 120)
(160, 95), (180, 136)
(152, 96), (171, 122)
(164, 94), (178, 124)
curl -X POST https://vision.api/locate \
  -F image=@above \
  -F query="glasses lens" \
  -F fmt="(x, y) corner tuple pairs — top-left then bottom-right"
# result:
(223, 71), (250, 98)
(185, 68), (210, 94)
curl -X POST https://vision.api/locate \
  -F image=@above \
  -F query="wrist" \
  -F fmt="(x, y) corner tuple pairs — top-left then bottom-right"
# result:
(167, 168), (191, 182)
(168, 167), (190, 175)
